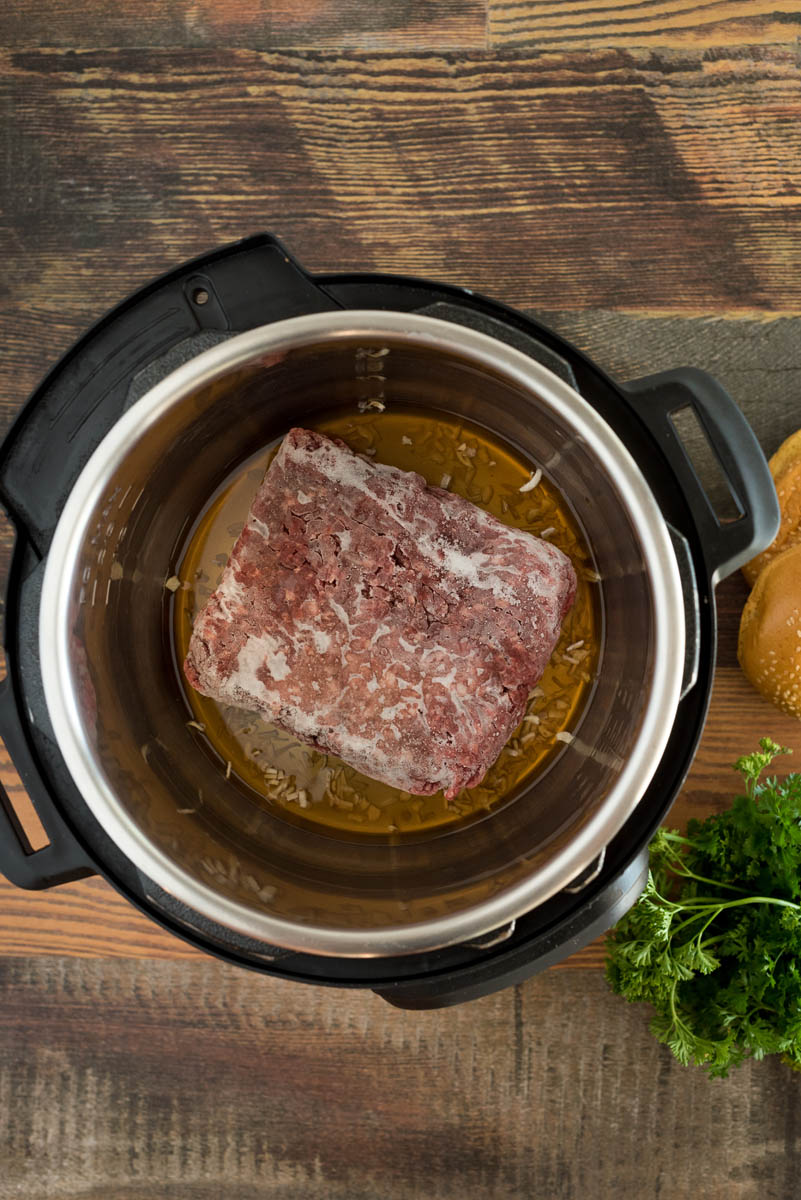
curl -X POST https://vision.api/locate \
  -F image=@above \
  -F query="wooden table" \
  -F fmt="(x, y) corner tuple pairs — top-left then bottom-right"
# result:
(2, 4), (801, 1197)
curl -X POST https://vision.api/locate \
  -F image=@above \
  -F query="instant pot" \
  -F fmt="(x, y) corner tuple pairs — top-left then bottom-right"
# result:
(0, 234), (779, 1007)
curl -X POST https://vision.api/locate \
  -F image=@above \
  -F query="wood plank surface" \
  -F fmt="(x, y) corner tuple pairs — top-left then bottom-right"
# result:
(5, 1), (800, 52)
(1, 957), (799, 1200)
(3, 12), (801, 1196)
(489, 1), (801, 49)
(1, 0), (491, 51)
(1, 46), (800, 323)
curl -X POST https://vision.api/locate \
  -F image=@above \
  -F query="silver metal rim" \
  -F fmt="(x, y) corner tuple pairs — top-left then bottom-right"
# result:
(40, 310), (685, 957)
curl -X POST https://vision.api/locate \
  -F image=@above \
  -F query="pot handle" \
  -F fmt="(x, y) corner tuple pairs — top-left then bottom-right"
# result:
(623, 368), (780, 583)
(0, 675), (96, 889)
(0, 529), (96, 889)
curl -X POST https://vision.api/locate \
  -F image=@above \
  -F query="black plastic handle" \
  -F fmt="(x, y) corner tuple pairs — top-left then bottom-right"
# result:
(623, 368), (780, 584)
(0, 671), (95, 890)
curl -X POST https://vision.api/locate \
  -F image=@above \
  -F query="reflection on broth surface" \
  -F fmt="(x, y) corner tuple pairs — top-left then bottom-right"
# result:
(173, 406), (600, 836)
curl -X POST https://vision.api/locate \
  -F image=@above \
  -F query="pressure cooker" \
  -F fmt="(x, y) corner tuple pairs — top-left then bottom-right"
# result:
(0, 234), (779, 1007)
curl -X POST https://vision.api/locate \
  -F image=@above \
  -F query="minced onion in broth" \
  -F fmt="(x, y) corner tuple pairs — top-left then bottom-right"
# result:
(172, 407), (600, 836)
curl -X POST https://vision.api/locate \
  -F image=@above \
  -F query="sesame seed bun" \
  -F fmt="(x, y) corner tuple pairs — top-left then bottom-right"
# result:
(738, 542), (801, 719)
(742, 429), (801, 587)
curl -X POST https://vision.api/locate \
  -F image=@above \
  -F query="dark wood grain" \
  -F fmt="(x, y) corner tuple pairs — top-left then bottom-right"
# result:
(0, 0), (490, 50)
(489, 0), (801, 49)
(5, 1), (799, 52)
(1, 46), (800, 324)
(1, 957), (799, 1199)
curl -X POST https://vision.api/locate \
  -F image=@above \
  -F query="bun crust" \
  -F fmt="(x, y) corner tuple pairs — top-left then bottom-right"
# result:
(738, 543), (801, 718)
(742, 429), (801, 587)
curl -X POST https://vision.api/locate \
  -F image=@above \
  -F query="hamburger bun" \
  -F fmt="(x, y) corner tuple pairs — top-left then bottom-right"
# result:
(738, 542), (801, 718)
(742, 429), (801, 586)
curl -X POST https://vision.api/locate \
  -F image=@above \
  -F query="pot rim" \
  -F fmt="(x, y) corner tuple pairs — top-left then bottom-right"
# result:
(39, 310), (685, 957)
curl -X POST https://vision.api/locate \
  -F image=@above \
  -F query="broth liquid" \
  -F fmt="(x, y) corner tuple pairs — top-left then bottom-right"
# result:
(173, 407), (600, 836)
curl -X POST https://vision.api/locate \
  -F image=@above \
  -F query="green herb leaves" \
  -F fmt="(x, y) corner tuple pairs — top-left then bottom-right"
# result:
(605, 739), (801, 1078)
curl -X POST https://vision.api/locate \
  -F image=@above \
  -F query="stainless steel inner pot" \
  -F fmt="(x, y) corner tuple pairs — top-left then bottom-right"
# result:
(39, 311), (685, 956)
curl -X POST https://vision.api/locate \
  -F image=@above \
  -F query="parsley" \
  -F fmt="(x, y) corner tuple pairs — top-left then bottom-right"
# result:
(605, 739), (801, 1078)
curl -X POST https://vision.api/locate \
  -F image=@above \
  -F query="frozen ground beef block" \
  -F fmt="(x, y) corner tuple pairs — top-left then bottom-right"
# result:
(184, 428), (577, 799)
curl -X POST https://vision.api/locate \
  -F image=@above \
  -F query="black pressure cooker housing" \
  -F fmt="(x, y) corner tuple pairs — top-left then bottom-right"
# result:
(0, 234), (777, 1007)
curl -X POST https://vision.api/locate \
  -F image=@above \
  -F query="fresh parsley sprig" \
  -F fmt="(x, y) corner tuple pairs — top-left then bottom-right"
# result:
(606, 739), (801, 1078)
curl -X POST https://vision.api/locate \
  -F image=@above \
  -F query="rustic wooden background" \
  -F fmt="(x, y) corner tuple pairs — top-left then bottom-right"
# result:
(2, 3), (801, 1197)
